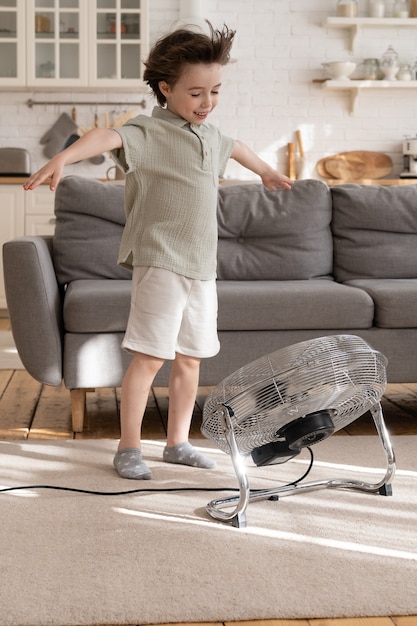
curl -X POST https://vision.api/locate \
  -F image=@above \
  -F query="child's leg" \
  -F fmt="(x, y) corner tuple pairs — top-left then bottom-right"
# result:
(166, 353), (200, 446)
(114, 352), (164, 479)
(163, 353), (216, 469)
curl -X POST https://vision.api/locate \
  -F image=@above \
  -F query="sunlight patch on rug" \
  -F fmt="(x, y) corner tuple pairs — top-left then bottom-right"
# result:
(115, 505), (417, 561)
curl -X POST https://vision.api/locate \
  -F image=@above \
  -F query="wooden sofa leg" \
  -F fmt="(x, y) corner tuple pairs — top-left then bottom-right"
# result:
(70, 389), (87, 433)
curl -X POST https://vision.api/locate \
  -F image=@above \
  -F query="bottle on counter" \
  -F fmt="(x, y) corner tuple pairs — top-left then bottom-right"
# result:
(368, 0), (385, 16)
(337, 0), (358, 16)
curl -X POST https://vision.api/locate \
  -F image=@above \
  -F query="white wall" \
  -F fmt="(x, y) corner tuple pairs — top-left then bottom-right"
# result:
(1, 0), (416, 180)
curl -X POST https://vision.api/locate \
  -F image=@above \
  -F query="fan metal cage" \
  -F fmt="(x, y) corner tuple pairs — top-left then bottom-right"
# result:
(202, 334), (387, 455)
(201, 335), (394, 527)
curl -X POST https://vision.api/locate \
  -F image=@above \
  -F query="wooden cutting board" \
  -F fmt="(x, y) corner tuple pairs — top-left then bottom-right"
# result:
(317, 151), (393, 180)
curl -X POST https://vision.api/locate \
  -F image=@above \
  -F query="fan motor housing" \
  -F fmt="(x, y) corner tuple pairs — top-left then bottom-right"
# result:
(279, 410), (335, 450)
(251, 410), (335, 466)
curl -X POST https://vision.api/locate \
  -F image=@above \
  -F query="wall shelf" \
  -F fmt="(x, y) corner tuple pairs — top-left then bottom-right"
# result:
(321, 79), (417, 114)
(324, 16), (417, 52)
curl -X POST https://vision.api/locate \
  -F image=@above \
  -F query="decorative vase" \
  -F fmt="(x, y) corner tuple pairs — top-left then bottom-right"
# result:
(381, 45), (400, 80)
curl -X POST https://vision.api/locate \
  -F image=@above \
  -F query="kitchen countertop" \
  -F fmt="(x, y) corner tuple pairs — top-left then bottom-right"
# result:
(323, 178), (417, 186)
(0, 177), (112, 185)
(2, 176), (417, 186)
(0, 177), (31, 184)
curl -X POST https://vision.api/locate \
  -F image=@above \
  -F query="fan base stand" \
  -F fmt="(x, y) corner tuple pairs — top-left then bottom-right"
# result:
(206, 402), (396, 528)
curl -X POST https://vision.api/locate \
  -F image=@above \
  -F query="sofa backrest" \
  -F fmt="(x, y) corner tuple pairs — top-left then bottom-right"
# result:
(216, 180), (333, 280)
(331, 184), (417, 282)
(53, 175), (131, 284)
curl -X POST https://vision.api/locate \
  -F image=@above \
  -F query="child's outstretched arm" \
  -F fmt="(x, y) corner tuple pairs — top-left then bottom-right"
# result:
(230, 139), (294, 191)
(24, 128), (123, 192)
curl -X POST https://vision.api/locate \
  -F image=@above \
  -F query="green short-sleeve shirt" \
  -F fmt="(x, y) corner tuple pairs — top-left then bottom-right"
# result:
(112, 106), (235, 280)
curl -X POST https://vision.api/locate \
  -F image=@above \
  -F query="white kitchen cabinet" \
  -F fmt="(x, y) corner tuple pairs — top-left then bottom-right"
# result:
(0, 0), (149, 89)
(88, 0), (149, 88)
(26, 0), (89, 87)
(0, 0), (26, 87)
(0, 184), (55, 309)
(0, 185), (25, 309)
(25, 185), (56, 236)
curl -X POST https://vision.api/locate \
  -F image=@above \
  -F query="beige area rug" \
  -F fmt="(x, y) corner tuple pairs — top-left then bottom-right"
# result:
(0, 331), (23, 369)
(0, 435), (416, 625)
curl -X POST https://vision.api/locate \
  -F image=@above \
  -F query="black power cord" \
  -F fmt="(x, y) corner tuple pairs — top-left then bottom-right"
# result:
(0, 447), (314, 497)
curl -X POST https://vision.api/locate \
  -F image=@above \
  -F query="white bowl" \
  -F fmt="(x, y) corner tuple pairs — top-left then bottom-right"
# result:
(322, 61), (357, 80)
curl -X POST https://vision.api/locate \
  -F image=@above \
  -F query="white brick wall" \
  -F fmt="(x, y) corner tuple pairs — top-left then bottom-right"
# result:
(1, 0), (416, 180)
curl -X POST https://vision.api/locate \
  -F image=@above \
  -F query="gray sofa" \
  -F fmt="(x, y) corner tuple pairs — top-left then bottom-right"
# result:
(4, 175), (417, 432)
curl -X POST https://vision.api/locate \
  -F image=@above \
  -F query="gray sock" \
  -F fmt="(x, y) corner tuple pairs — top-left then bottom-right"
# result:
(163, 442), (217, 469)
(113, 448), (152, 480)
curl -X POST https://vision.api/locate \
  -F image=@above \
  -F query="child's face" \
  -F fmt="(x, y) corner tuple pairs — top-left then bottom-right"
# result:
(159, 63), (223, 125)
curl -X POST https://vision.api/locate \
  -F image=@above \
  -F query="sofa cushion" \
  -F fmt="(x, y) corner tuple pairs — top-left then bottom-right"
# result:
(332, 184), (417, 282)
(63, 280), (131, 332)
(53, 175), (131, 284)
(217, 280), (374, 330)
(345, 278), (417, 328)
(217, 180), (333, 280)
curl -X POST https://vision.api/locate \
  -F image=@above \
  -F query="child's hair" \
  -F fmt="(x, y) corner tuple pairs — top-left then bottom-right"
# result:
(143, 21), (236, 106)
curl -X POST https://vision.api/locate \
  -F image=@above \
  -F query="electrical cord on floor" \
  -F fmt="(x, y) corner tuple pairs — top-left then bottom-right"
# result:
(0, 447), (314, 497)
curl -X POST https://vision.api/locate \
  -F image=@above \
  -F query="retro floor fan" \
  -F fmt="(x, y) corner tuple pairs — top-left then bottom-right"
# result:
(201, 335), (396, 528)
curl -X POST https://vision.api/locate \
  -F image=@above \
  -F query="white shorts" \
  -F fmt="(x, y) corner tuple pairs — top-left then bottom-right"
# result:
(122, 266), (220, 360)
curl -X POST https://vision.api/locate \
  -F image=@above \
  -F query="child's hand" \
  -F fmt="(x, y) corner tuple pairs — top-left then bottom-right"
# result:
(261, 170), (294, 192)
(23, 156), (65, 191)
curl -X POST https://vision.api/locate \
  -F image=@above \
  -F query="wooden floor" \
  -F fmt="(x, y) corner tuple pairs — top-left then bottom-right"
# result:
(1, 319), (417, 626)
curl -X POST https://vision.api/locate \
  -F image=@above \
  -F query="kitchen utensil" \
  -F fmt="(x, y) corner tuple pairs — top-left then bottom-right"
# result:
(0, 147), (31, 176)
(317, 151), (393, 180)
(316, 157), (332, 178)
(286, 142), (296, 179)
(63, 107), (81, 149)
(295, 129), (313, 179)
(89, 113), (105, 165)
(400, 137), (417, 178)
(295, 130), (304, 179)
(324, 154), (367, 180)
(106, 165), (125, 181)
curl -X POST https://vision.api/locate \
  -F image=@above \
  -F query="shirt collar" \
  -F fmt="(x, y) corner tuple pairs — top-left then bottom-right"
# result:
(151, 106), (209, 132)
(152, 106), (189, 128)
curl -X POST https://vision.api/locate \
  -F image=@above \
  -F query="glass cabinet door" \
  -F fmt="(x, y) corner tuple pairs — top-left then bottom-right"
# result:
(0, 0), (25, 86)
(90, 0), (148, 87)
(26, 0), (88, 86)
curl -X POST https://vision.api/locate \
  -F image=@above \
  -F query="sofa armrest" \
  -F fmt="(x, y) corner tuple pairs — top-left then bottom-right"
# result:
(3, 236), (63, 385)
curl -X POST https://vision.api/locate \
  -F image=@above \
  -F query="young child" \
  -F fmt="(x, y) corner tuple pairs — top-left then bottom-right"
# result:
(24, 23), (294, 480)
